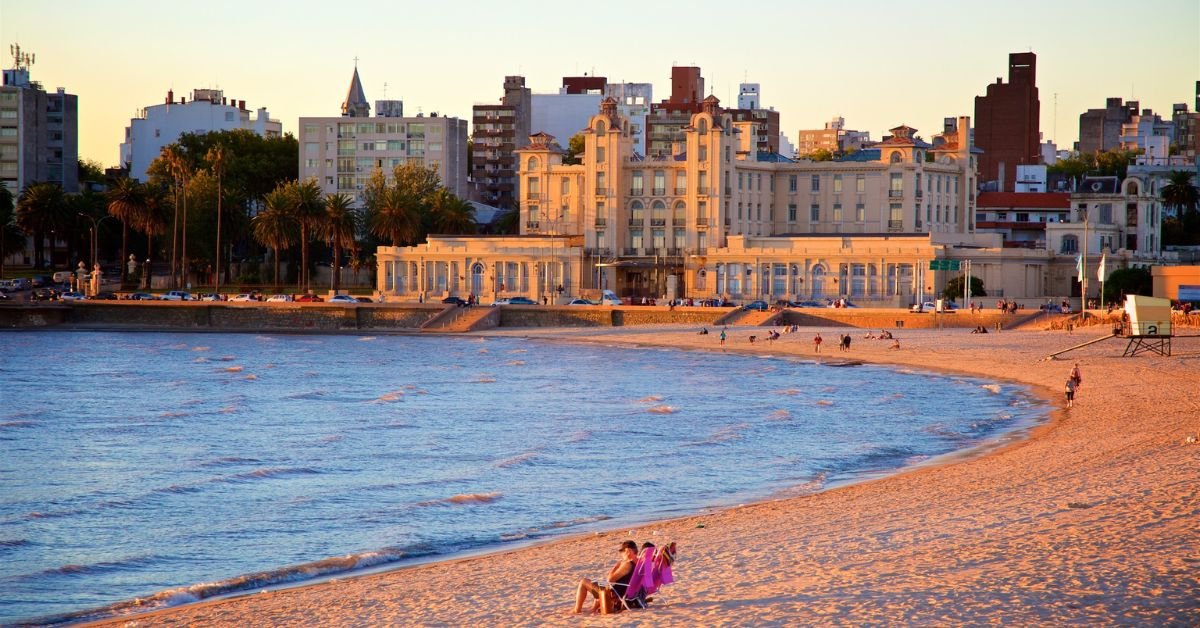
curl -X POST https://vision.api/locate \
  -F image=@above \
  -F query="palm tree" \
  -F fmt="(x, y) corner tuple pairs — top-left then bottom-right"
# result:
(288, 178), (324, 291)
(1161, 171), (1198, 217)
(161, 145), (193, 288)
(429, 189), (477, 235)
(107, 178), (145, 284)
(254, 185), (299, 289)
(0, 186), (22, 279)
(320, 193), (357, 292)
(370, 187), (420, 246)
(133, 186), (169, 289)
(15, 182), (69, 269)
(207, 145), (227, 294)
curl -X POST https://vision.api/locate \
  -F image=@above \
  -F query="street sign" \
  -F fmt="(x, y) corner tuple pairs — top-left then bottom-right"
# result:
(929, 260), (961, 271)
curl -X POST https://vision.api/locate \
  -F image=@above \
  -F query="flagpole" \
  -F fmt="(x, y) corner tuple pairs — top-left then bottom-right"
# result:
(1081, 206), (1089, 313)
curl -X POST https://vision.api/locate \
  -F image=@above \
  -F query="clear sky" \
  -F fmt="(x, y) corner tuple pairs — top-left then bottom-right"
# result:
(3, 0), (1197, 166)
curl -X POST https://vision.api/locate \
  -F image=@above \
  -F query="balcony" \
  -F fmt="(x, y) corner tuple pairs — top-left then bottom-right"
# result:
(889, 190), (903, 198)
(695, 216), (709, 226)
(915, 189), (924, 199)
(650, 218), (666, 226)
(623, 247), (641, 256)
(673, 218), (687, 226)
(687, 247), (708, 256)
(585, 247), (611, 256)
(595, 187), (609, 196)
(666, 248), (682, 257)
(629, 188), (644, 196)
(525, 221), (540, 230)
(674, 187), (687, 195)
(525, 192), (545, 201)
(594, 217), (607, 227)
(724, 187), (732, 196)
(628, 217), (643, 225)
(887, 219), (903, 231)
(652, 187), (666, 196)
(697, 186), (709, 195)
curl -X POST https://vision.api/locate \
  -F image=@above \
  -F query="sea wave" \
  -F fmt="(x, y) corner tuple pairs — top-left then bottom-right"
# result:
(0, 420), (37, 429)
(220, 467), (324, 483)
(637, 395), (664, 403)
(647, 405), (678, 414)
(494, 452), (539, 468)
(417, 492), (503, 507)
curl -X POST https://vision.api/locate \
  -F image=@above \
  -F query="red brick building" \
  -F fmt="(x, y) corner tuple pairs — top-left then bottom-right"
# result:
(974, 53), (1041, 192)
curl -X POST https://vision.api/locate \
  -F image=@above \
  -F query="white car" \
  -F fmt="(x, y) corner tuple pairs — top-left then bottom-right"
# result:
(265, 294), (293, 303)
(230, 294), (256, 302)
(328, 294), (358, 303)
(60, 291), (86, 301)
(161, 290), (191, 301)
(567, 298), (597, 306)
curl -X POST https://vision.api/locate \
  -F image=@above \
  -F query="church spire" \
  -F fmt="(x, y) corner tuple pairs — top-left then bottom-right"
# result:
(342, 64), (370, 118)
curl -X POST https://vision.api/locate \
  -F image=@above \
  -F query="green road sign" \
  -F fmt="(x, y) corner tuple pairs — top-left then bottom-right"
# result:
(929, 260), (961, 271)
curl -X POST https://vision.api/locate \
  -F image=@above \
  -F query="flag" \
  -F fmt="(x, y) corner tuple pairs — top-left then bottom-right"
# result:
(1075, 254), (1083, 282)
(1097, 253), (1107, 282)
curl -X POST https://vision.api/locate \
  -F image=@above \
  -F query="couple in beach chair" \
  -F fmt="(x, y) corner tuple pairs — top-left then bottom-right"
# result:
(572, 540), (676, 615)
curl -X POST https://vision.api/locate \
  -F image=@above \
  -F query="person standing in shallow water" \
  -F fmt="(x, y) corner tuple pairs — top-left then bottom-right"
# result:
(719, 328), (726, 346)
(813, 333), (823, 353)
(1070, 362), (1082, 395)
(1065, 377), (1076, 408)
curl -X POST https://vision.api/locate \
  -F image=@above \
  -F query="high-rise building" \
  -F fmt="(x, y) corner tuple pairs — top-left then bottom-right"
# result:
(796, 117), (870, 157)
(726, 82), (780, 154)
(646, 66), (706, 157)
(0, 44), (78, 195)
(1077, 97), (1138, 154)
(472, 76), (532, 209)
(299, 67), (469, 206)
(974, 52), (1041, 191)
(120, 87), (281, 181)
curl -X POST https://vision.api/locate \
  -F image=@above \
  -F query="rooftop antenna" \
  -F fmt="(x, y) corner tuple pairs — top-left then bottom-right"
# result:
(383, 82), (388, 98)
(10, 43), (35, 70)
(1053, 92), (1058, 142)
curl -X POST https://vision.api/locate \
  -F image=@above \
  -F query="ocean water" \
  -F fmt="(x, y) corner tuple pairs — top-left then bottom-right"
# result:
(0, 331), (1045, 624)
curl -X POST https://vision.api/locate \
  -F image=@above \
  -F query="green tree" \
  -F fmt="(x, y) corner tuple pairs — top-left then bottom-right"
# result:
(493, 208), (520, 235)
(428, 188), (476, 235)
(1161, 171), (1200, 246)
(1048, 148), (1140, 181)
(1101, 267), (1152, 304)
(564, 133), (585, 165)
(207, 145), (227, 293)
(0, 186), (22, 278)
(806, 148), (835, 162)
(942, 275), (987, 302)
(78, 159), (105, 186)
(15, 182), (70, 269)
(320, 193), (357, 292)
(288, 178), (325, 291)
(107, 177), (146, 283)
(133, 185), (169, 287)
(254, 185), (299, 288)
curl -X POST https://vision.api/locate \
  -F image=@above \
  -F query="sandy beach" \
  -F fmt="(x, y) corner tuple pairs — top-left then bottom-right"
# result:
(88, 323), (1200, 627)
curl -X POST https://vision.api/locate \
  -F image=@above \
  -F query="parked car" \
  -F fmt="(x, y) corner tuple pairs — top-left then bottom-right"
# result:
(230, 293), (256, 302)
(567, 298), (597, 306)
(92, 291), (118, 301)
(59, 291), (86, 301)
(266, 294), (293, 303)
(295, 293), (324, 302)
(199, 293), (225, 301)
(127, 292), (155, 300)
(30, 287), (59, 301)
(328, 294), (358, 303)
(160, 291), (191, 301)
(0, 290), (9, 300)
(794, 300), (826, 308)
(442, 296), (468, 306)
(742, 300), (770, 311)
(355, 296), (373, 303)
(598, 290), (623, 306)
(911, 301), (958, 313)
(495, 296), (537, 305)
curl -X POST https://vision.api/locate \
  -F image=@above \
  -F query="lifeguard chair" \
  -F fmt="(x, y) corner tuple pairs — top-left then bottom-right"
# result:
(1118, 295), (1172, 356)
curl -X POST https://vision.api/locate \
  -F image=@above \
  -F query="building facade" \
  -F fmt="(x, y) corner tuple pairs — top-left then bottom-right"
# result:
(120, 88), (280, 181)
(378, 98), (987, 306)
(1, 47), (78, 195)
(974, 52), (1040, 191)
(472, 76), (531, 209)
(298, 68), (469, 205)
(796, 117), (870, 157)
(1077, 97), (1139, 154)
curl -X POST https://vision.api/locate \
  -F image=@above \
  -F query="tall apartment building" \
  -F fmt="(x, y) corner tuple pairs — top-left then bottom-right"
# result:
(974, 52), (1041, 191)
(120, 88), (280, 182)
(472, 76), (531, 209)
(1173, 86), (1200, 159)
(645, 66), (705, 158)
(725, 82), (780, 154)
(299, 67), (468, 206)
(1077, 97), (1140, 154)
(796, 117), (870, 157)
(1, 45), (78, 195)
(531, 76), (655, 158)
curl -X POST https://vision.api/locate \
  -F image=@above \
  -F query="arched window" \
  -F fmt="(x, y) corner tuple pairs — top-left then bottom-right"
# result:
(673, 201), (686, 225)
(651, 200), (666, 225)
(630, 200), (644, 223)
(527, 156), (539, 170)
(1126, 180), (1140, 196)
(595, 120), (606, 134)
(697, 268), (707, 291)
(697, 119), (708, 134)
(890, 151), (903, 164)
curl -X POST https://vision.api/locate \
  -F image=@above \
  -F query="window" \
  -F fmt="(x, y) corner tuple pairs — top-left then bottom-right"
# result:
(855, 203), (865, 221)
(305, 142), (319, 154)
(561, 177), (570, 195)
(527, 156), (539, 170)
(788, 175), (798, 192)
(737, 202), (743, 219)
(856, 174), (865, 193)
(756, 203), (762, 221)
(596, 146), (605, 162)
(738, 173), (744, 190)
(832, 203), (842, 222)
(756, 173), (762, 191)
(811, 175), (820, 192)
(1061, 235), (1078, 254)
(811, 204), (820, 221)
(596, 171), (606, 193)
(631, 170), (643, 195)
(1016, 212), (1029, 222)
(630, 228), (643, 249)
(833, 175), (842, 194)
(304, 124), (319, 135)
(890, 172), (903, 192)
(654, 170), (665, 195)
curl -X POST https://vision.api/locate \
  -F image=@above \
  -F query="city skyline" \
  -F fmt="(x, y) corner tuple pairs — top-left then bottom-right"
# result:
(2, 0), (1197, 167)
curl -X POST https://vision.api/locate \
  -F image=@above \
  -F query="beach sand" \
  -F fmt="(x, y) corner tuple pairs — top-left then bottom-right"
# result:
(89, 325), (1200, 626)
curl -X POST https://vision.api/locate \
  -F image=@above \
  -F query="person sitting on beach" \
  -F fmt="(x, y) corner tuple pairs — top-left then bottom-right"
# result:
(574, 540), (638, 614)
(698, 327), (709, 335)
(880, 330), (893, 340)
(889, 338), (901, 350)
(748, 335), (757, 344)
(864, 331), (877, 340)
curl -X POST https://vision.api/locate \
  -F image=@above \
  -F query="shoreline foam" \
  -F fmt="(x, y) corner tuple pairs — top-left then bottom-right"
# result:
(82, 325), (1200, 625)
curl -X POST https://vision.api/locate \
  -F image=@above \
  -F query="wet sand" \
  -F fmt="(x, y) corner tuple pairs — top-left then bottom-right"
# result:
(87, 325), (1200, 626)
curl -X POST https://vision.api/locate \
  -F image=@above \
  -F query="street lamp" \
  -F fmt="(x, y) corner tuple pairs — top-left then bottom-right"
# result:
(77, 213), (117, 271)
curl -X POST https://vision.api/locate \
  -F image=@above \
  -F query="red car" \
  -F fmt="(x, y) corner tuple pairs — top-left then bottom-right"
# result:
(295, 294), (324, 302)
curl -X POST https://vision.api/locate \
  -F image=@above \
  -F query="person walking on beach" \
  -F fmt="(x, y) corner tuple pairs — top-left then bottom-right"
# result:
(813, 333), (823, 353)
(719, 328), (727, 346)
(841, 334), (851, 351)
(1070, 362), (1082, 394)
(1065, 377), (1076, 408)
